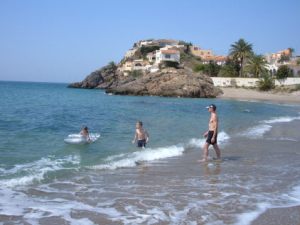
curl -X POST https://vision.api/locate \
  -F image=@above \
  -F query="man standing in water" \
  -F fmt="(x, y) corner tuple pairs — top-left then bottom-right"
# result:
(199, 104), (221, 162)
(132, 121), (149, 148)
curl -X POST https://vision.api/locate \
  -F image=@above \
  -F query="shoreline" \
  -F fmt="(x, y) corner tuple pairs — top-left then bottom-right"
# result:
(218, 87), (300, 104)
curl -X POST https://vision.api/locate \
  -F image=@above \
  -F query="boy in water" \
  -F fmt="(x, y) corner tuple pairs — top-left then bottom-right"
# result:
(132, 121), (149, 148)
(80, 126), (91, 142)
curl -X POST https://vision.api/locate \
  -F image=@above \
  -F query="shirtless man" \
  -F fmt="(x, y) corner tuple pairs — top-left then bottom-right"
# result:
(199, 104), (221, 162)
(132, 121), (149, 148)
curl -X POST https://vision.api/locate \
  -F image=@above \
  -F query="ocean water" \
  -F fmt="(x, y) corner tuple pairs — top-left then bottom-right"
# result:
(0, 81), (300, 224)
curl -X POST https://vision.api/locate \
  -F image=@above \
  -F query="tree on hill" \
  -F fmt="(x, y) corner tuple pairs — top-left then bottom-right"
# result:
(245, 54), (268, 77)
(140, 45), (160, 57)
(288, 47), (294, 56)
(229, 38), (253, 77)
(218, 59), (239, 77)
(276, 65), (293, 85)
(193, 61), (220, 77)
(108, 61), (117, 70)
(178, 40), (193, 54)
(278, 55), (290, 64)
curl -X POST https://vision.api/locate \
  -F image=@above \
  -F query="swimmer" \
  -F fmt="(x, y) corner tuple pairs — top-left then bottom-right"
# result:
(80, 126), (91, 142)
(132, 121), (149, 148)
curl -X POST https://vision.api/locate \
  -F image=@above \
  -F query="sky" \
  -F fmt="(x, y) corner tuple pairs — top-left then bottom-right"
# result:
(0, 0), (299, 83)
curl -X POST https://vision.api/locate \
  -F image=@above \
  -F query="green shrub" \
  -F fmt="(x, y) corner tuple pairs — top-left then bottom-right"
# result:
(276, 65), (293, 84)
(193, 62), (220, 76)
(140, 46), (160, 57)
(257, 75), (275, 91)
(218, 64), (239, 77)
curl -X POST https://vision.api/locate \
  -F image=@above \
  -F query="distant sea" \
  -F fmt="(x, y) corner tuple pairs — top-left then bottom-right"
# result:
(0, 81), (300, 224)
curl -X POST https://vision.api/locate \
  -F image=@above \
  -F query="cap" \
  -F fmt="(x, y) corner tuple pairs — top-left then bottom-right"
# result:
(206, 104), (216, 110)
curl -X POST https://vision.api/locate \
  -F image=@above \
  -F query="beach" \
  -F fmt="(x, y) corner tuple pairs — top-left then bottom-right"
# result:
(218, 87), (300, 104)
(1, 82), (300, 224)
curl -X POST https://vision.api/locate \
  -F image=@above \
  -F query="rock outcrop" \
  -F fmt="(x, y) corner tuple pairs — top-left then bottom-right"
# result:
(68, 63), (118, 89)
(68, 39), (222, 98)
(106, 68), (221, 98)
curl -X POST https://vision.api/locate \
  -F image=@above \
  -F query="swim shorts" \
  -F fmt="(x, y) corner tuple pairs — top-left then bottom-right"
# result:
(137, 139), (146, 148)
(206, 131), (217, 144)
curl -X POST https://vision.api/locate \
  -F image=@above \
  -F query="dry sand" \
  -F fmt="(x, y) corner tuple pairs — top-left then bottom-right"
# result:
(218, 87), (300, 104)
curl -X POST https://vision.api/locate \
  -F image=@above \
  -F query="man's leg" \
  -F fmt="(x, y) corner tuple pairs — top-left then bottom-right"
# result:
(198, 142), (210, 162)
(213, 144), (221, 159)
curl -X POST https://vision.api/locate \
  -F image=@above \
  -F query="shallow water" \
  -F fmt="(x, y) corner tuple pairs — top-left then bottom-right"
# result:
(0, 81), (300, 224)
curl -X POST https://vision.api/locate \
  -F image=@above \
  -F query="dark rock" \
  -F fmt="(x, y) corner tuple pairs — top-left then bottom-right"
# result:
(68, 64), (117, 89)
(106, 68), (222, 98)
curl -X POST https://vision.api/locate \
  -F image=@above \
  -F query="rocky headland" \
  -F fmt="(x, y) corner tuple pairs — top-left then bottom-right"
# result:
(68, 39), (221, 98)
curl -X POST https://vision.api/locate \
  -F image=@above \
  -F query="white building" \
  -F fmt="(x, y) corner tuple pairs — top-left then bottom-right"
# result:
(147, 52), (156, 63)
(155, 49), (180, 64)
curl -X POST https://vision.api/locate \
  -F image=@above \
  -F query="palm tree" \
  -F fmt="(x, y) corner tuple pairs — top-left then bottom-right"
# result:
(288, 47), (294, 57)
(245, 54), (268, 77)
(229, 38), (253, 77)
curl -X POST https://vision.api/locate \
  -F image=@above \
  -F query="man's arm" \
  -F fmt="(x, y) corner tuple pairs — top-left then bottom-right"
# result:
(212, 115), (218, 139)
(145, 130), (149, 143)
(132, 130), (138, 144)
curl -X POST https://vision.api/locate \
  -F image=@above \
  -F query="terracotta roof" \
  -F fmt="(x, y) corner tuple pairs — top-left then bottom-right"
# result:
(161, 50), (179, 54)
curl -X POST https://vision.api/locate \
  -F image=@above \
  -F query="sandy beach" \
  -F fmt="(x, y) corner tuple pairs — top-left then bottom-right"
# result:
(218, 87), (300, 104)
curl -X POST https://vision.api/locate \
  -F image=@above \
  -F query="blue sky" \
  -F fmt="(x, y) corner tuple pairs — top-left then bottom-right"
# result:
(0, 0), (299, 83)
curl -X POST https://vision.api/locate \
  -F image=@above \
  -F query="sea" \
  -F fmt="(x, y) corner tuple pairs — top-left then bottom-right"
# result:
(0, 81), (300, 225)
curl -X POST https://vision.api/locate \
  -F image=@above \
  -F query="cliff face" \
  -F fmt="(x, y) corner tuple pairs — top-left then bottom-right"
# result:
(106, 68), (221, 98)
(68, 64), (119, 89)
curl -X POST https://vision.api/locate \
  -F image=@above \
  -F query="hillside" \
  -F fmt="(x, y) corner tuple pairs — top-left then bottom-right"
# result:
(68, 39), (221, 98)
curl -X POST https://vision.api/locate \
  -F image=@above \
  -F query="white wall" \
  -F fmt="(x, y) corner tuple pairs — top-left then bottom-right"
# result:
(211, 77), (300, 87)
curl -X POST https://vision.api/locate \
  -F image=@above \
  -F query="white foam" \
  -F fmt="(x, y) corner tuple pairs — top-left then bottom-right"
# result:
(89, 132), (230, 171)
(187, 131), (230, 148)
(235, 203), (270, 225)
(283, 185), (300, 203)
(64, 133), (100, 144)
(241, 115), (300, 139)
(235, 184), (300, 225)
(262, 116), (300, 124)
(0, 185), (123, 224)
(240, 124), (272, 138)
(89, 145), (185, 170)
(0, 155), (80, 187)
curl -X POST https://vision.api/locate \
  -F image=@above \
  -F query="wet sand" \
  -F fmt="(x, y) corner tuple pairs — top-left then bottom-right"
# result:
(252, 205), (300, 225)
(218, 87), (300, 104)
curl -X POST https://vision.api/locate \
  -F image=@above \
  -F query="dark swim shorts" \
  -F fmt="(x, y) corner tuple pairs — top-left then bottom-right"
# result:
(137, 139), (146, 148)
(206, 131), (217, 144)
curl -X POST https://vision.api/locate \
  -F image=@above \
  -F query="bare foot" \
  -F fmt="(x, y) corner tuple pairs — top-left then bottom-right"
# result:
(197, 159), (208, 163)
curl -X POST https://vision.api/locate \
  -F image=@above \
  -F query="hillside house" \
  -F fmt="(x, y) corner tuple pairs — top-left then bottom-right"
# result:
(155, 49), (180, 64)
(190, 45), (213, 59)
(147, 52), (156, 63)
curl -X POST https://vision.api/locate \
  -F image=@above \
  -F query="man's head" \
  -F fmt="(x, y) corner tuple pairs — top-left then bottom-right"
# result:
(206, 104), (216, 112)
(136, 121), (143, 128)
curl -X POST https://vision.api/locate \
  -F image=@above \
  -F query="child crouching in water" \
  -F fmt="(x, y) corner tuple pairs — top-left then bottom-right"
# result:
(132, 121), (149, 148)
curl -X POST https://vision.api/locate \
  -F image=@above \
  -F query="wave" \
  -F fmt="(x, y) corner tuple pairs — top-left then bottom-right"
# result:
(88, 145), (185, 170)
(88, 131), (230, 171)
(235, 203), (270, 225)
(240, 124), (272, 138)
(187, 131), (230, 148)
(240, 115), (300, 139)
(0, 155), (80, 187)
(235, 184), (300, 225)
(262, 115), (300, 124)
